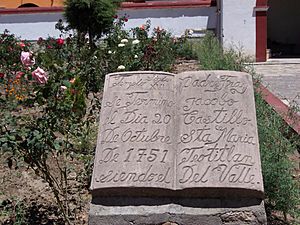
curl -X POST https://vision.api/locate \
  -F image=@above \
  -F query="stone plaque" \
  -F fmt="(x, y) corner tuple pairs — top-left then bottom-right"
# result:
(90, 71), (264, 196)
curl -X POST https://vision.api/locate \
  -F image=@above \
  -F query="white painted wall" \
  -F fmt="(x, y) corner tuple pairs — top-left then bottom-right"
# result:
(0, 12), (64, 40)
(221, 0), (256, 56)
(119, 7), (217, 37)
(0, 7), (217, 40)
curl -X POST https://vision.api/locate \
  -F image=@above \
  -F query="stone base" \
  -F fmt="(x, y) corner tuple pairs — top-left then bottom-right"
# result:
(89, 197), (267, 225)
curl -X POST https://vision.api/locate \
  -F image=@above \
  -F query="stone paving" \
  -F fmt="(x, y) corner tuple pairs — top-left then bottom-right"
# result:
(253, 59), (300, 109)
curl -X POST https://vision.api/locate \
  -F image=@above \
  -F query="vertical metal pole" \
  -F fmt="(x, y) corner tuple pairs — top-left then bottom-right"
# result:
(216, 0), (223, 46)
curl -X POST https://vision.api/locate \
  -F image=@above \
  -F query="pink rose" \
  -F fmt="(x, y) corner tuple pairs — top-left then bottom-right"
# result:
(19, 42), (26, 48)
(21, 51), (35, 67)
(69, 78), (76, 84)
(32, 67), (48, 84)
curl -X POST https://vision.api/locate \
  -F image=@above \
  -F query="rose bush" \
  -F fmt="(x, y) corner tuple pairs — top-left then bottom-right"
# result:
(0, 19), (191, 224)
(0, 29), (94, 224)
(105, 19), (178, 72)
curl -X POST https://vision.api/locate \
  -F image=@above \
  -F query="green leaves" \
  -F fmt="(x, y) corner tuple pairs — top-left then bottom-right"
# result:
(192, 33), (300, 219)
(64, 0), (120, 47)
(256, 92), (300, 218)
(62, 80), (72, 88)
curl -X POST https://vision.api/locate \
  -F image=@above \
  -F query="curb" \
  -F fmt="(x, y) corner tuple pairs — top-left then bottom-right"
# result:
(257, 84), (300, 135)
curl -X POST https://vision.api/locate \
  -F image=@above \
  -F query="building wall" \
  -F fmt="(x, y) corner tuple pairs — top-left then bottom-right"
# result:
(222, 0), (256, 57)
(0, 7), (217, 40)
(119, 7), (217, 37)
(0, 12), (64, 40)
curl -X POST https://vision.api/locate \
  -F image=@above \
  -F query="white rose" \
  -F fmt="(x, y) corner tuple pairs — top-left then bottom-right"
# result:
(60, 85), (67, 91)
(117, 65), (125, 70)
(134, 55), (138, 59)
(121, 39), (128, 43)
(108, 50), (112, 54)
(118, 43), (125, 47)
(132, 39), (140, 45)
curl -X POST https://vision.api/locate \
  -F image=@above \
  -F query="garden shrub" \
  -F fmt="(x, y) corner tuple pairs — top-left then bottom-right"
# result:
(195, 32), (249, 71)
(256, 92), (300, 220)
(0, 18), (187, 224)
(0, 29), (103, 224)
(194, 32), (300, 220)
(105, 19), (177, 72)
(64, 0), (122, 47)
(1, 21), (299, 224)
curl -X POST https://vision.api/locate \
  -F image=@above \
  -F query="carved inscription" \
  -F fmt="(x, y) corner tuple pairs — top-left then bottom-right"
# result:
(91, 71), (264, 195)
(176, 71), (262, 191)
(92, 72), (176, 189)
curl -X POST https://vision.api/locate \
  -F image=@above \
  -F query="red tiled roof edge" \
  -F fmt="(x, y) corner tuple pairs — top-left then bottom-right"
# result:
(0, 0), (214, 14)
(0, 6), (63, 14)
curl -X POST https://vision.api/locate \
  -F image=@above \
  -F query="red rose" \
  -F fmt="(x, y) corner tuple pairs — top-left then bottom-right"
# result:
(16, 71), (25, 79)
(70, 88), (77, 95)
(0, 73), (4, 79)
(56, 38), (64, 46)
(140, 25), (145, 30)
(19, 42), (26, 48)
(124, 18), (128, 22)
(37, 37), (44, 44)
(113, 15), (118, 19)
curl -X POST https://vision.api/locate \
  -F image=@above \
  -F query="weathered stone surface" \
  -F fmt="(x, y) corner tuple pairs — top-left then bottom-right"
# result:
(176, 71), (264, 194)
(91, 72), (176, 191)
(90, 71), (264, 197)
(89, 197), (267, 225)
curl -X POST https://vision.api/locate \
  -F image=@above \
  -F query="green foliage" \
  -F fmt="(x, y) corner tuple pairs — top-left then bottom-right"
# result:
(174, 39), (197, 60)
(0, 30), (23, 66)
(64, 0), (122, 46)
(105, 19), (177, 72)
(0, 19), (182, 224)
(1, 20), (299, 224)
(194, 32), (300, 219)
(173, 31), (198, 60)
(256, 92), (300, 219)
(195, 32), (250, 71)
(0, 28), (102, 224)
(0, 198), (26, 225)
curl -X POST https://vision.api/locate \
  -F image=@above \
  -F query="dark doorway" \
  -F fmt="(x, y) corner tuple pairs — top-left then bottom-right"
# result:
(18, 3), (39, 8)
(267, 0), (300, 58)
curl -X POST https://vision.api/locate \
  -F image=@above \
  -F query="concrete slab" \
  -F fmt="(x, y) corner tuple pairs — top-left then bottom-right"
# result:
(253, 63), (300, 108)
(89, 197), (267, 225)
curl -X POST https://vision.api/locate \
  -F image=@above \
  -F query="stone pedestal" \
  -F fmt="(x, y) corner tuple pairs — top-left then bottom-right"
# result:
(89, 71), (267, 225)
(89, 197), (267, 225)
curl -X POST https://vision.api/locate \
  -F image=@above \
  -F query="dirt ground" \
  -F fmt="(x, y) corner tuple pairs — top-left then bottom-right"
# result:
(0, 60), (299, 225)
(0, 153), (91, 225)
